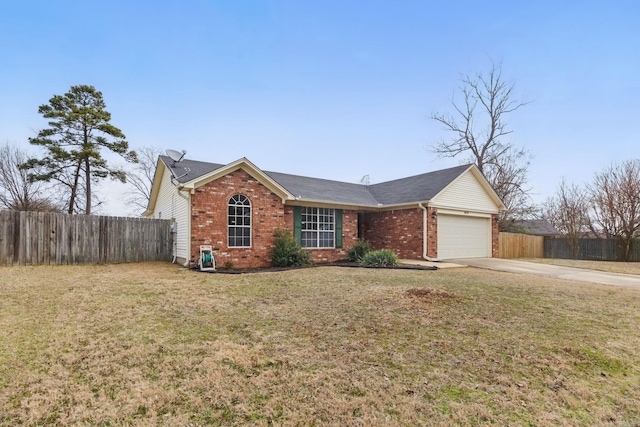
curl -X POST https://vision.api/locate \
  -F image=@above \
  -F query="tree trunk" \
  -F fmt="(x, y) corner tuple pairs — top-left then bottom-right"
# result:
(622, 238), (632, 262)
(85, 157), (91, 215)
(68, 161), (82, 214)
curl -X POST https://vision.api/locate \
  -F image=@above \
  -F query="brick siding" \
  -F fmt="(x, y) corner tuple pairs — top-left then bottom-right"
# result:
(361, 208), (429, 260)
(492, 213), (499, 257)
(190, 169), (358, 268)
(426, 207), (438, 258)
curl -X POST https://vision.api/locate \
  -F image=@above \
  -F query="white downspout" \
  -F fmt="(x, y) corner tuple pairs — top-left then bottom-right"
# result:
(418, 203), (441, 262)
(177, 187), (191, 267)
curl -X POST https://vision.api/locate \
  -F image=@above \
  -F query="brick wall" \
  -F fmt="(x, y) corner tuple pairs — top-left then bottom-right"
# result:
(191, 169), (286, 268)
(361, 208), (426, 260)
(361, 207), (497, 260)
(491, 213), (499, 257)
(426, 207), (438, 259)
(190, 169), (358, 268)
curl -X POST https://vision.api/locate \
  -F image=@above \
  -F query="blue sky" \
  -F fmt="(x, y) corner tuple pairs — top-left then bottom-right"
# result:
(1, 1), (638, 215)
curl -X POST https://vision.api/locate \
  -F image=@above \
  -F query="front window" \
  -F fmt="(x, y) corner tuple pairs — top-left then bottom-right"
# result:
(228, 194), (251, 247)
(301, 207), (334, 248)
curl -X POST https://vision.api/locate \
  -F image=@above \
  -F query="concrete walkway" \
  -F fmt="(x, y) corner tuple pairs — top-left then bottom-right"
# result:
(451, 258), (640, 289)
(400, 259), (465, 269)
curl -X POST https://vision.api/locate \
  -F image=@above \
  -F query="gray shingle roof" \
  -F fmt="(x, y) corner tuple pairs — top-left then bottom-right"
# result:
(160, 156), (474, 207)
(161, 156), (224, 183)
(512, 219), (559, 236)
(264, 171), (380, 205)
(367, 164), (472, 205)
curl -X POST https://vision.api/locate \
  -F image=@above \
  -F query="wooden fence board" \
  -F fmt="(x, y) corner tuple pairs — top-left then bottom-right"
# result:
(499, 232), (544, 259)
(544, 237), (640, 261)
(0, 210), (172, 266)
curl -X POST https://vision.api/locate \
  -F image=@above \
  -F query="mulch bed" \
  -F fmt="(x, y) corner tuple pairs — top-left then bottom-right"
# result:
(194, 260), (437, 274)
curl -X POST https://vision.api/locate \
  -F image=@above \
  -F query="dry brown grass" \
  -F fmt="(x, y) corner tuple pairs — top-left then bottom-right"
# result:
(521, 258), (640, 275)
(1, 263), (640, 426)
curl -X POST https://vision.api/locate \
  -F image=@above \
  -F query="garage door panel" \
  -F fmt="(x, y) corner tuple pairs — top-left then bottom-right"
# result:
(438, 214), (490, 259)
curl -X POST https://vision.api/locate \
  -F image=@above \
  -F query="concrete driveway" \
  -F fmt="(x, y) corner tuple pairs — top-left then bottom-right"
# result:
(451, 258), (640, 289)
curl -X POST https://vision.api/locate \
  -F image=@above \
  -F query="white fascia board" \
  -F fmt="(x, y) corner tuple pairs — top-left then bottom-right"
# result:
(143, 158), (167, 217)
(182, 157), (295, 202)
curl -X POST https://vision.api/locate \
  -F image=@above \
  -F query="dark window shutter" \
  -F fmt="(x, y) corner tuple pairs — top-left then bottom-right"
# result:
(335, 209), (343, 248)
(294, 206), (302, 244)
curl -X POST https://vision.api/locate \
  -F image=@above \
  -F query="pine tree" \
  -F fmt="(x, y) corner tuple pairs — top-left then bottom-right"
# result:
(24, 85), (137, 214)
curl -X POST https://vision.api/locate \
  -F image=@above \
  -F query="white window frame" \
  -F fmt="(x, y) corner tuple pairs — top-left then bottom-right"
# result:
(301, 207), (335, 248)
(228, 194), (251, 248)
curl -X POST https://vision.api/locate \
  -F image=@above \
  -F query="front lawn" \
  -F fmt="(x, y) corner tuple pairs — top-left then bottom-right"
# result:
(0, 263), (639, 425)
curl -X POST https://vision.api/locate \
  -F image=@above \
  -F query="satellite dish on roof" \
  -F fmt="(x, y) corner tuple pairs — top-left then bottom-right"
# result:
(165, 149), (190, 186)
(166, 149), (186, 164)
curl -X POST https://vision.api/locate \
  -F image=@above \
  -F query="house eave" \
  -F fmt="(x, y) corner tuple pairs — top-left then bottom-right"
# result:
(143, 158), (167, 217)
(284, 199), (434, 211)
(182, 157), (296, 202)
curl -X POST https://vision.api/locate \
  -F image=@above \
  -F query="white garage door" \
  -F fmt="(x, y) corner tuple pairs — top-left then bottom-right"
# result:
(437, 214), (490, 259)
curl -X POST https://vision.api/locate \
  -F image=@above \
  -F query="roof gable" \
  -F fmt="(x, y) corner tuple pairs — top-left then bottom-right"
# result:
(430, 165), (505, 211)
(184, 157), (294, 201)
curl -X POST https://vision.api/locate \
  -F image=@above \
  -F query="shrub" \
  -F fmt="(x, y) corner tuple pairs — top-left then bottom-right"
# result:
(270, 229), (313, 267)
(347, 239), (372, 262)
(359, 249), (399, 267)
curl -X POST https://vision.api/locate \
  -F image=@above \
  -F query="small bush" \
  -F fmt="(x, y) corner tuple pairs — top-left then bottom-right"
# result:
(359, 249), (398, 267)
(270, 229), (313, 267)
(347, 239), (372, 262)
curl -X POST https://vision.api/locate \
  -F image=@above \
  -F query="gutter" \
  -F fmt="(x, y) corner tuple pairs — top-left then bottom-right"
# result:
(418, 203), (441, 262)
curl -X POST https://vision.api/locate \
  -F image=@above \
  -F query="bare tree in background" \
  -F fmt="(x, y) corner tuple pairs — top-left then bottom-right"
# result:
(126, 145), (162, 214)
(431, 62), (527, 172)
(0, 142), (62, 212)
(590, 160), (640, 261)
(483, 145), (536, 228)
(543, 179), (592, 259)
(430, 62), (533, 228)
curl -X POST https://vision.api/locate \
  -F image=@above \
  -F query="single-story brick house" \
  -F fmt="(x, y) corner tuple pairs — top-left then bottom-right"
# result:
(143, 156), (505, 268)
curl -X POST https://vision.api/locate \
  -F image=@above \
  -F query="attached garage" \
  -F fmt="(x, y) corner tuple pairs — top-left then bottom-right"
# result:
(437, 214), (491, 259)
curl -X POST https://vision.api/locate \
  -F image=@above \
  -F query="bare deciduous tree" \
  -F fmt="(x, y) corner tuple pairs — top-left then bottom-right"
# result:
(590, 160), (640, 261)
(483, 144), (536, 229)
(430, 62), (528, 173)
(544, 179), (592, 259)
(125, 145), (162, 214)
(0, 142), (62, 212)
(430, 62), (532, 227)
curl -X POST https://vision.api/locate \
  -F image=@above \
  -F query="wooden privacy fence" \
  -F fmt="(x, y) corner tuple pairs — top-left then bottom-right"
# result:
(499, 232), (544, 259)
(0, 210), (172, 266)
(544, 237), (640, 261)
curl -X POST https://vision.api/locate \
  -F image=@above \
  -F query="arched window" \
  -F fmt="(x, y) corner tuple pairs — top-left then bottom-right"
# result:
(228, 194), (251, 247)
